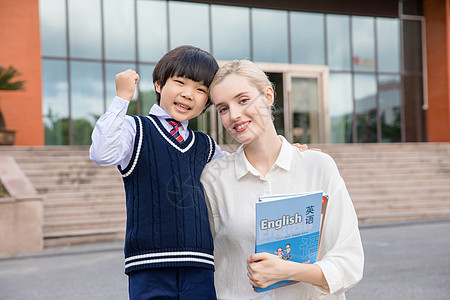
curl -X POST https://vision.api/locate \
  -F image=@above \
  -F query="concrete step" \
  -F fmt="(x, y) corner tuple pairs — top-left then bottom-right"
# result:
(43, 228), (125, 248)
(336, 160), (450, 170)
(341, 172), (450, 181)
(347, 184), (450, 194)
(2, 143), (450, 248)
(354, 200), (450, 212)
(323, 148), (450, 156)
(44, 207), (126, 221)
(338, 167), (450, 176)
(350, 195), (449, 203)
(17, 161), (99, 171)
(0, 145), (89, 153)
(347, 193), (449, 203)
(312, 142), (450, 152)
(32, 177), (123, 188)
(326, 149), (450, 157)
(36, 183), (124, 194)
(43, 190), (125, 202)
(357, 209), (450, 224)
(44, 199), (125, 212)
(25, 170), (122, 186)
(334, 161), (450, 171)
(22, 166), (119, 177)
(345, 178), (450, 189)
(43, 217), (126, 233)
(11, 156), (92, 164)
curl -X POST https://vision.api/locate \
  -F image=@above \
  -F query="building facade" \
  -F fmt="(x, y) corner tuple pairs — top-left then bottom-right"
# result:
(0, 0), (449, 146)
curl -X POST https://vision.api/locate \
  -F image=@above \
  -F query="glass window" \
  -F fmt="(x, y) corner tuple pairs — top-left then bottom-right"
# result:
(327, 15), (351, 71)
(138, 64), (157, 115)
(252, 8), (289, 63)
(42, 59), (69, 145)
(354, 74), (377, 142)
(39, 0), (67, 57)
(105, 63), (137, 114)
(352, 16), (375, 72)
(137, 0), (168, 63)
(103, 0), (136, 61)
(68, 0), (102, 59)
(211, 5), (250, 61)
(290, 12), (325, 65)
(168, 1), (210, 51)
(377, 18), (400, 73)
(329, 73), (353, 143)
(292, 77), (319, 144)
(403, 20), (423, 73)
(70, 61), (104, 145)
(379, 75), (401, 142)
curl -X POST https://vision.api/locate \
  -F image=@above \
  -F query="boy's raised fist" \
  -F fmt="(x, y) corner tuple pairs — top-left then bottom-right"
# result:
(116, 69), (140, 101)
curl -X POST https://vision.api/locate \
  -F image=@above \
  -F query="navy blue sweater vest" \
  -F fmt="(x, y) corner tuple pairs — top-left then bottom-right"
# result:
(120, 115), (215, 274)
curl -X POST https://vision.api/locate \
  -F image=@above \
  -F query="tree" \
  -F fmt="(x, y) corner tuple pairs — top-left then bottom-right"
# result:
(0, 66), (25, 130)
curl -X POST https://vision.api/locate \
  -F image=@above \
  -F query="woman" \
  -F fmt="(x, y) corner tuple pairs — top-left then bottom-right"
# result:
(201, 60), (364, 299)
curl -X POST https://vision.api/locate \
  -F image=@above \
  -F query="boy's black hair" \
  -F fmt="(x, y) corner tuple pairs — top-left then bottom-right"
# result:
(153, 45), (219, 109)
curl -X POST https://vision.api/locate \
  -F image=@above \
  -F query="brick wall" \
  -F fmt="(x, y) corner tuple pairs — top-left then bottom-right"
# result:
(0, 0), (44, 145)
(424, 0), (450, 142)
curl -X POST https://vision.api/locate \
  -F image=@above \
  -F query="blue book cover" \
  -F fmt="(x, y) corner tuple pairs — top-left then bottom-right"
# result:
(254, 191), (324, 293)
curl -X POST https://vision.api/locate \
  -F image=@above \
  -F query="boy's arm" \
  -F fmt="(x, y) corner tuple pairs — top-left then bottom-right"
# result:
(89, 97), (136, 167)
(90, 69), (140, 168)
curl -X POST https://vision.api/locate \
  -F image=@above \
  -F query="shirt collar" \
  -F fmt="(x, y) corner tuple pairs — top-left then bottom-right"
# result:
(234, 136), (294, 180)
(149, 104), (189, 130)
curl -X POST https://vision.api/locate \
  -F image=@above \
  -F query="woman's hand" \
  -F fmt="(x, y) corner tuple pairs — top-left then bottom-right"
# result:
(246, 252), (294, 288)
(247, 252), (326, 289)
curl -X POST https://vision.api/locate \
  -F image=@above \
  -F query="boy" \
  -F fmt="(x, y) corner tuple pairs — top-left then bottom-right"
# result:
(90, 46), (228, 299)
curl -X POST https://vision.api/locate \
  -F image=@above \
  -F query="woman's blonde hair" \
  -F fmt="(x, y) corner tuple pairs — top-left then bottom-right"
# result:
(210, 60), (274, 97)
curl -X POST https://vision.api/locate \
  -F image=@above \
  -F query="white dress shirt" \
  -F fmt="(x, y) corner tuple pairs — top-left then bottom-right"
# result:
(90, 96), (229, 168)
(201, 136), (364, 300)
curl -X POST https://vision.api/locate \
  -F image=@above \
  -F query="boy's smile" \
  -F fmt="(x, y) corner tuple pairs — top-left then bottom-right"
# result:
(155, 76), (209, 122)
(174, 102), (191, 113)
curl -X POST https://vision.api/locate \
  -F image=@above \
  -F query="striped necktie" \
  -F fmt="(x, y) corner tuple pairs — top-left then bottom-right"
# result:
(167, 119), (184, 143)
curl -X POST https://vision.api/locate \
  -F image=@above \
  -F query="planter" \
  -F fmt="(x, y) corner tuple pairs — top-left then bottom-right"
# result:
(0, 129), (15, 145)
(0, 195), (43, 255)
(0, 156), (43, 256)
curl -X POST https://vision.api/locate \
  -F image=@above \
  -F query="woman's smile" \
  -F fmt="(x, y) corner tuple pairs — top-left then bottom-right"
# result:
(234, 121), (250, 132)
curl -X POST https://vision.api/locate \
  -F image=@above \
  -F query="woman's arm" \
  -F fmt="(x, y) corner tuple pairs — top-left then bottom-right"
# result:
(312, 154), (364, 295)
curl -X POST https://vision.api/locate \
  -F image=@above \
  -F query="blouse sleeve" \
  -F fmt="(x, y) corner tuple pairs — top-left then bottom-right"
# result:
(313, 155), (364, 296)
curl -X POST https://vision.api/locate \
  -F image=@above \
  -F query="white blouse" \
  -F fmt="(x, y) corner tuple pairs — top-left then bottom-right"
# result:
(201, 136), (364, 300)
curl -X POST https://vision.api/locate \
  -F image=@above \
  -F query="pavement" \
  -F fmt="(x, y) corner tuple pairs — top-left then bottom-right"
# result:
(0, 219), (449, 300)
